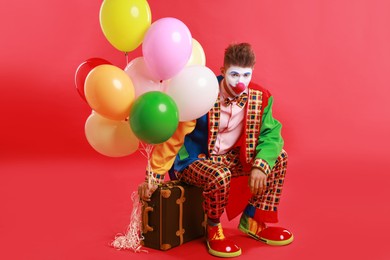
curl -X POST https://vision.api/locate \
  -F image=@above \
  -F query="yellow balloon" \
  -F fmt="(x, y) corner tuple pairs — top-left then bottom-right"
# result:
(85, 111), (139, 157)
(186, 38), (206, 66)
(100, 0), (152, 52)
(85, 64), (135, 121)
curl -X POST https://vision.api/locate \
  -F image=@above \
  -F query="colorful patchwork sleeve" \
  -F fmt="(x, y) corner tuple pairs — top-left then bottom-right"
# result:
(146, 120), (196, 182)
(253, 96), (284, 174)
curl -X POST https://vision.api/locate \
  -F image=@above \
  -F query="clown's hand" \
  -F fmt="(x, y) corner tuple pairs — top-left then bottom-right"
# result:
(249, 168), (267, 195)
(138, 181), (158, 202)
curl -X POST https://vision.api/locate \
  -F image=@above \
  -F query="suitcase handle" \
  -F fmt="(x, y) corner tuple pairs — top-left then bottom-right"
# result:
(142, 205), (154, 234)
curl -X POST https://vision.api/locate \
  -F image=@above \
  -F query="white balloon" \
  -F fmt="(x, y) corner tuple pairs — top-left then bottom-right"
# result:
(166, 65), (219, 121)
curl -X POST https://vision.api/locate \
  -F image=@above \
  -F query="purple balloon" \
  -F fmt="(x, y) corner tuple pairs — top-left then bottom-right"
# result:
(142, 17), (192, 81)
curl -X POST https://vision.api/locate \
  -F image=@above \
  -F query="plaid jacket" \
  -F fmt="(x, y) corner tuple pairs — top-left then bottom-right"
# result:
(170, 79), (283, 177)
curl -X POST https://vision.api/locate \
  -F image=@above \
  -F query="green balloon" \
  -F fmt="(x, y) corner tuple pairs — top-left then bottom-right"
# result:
(129, 91), (179, 144)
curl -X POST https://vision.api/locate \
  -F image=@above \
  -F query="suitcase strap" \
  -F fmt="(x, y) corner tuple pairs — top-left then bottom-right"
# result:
(175, 185), (186, 245)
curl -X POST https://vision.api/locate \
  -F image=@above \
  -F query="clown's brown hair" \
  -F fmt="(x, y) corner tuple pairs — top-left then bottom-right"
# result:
(224, 42), (256, 68)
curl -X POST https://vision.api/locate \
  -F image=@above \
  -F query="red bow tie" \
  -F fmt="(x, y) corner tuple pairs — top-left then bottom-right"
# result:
(224, 93), (248, 108)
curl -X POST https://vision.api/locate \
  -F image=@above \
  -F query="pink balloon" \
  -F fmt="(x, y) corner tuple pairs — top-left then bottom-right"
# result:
(124, 57), (168, 98)
(142, 17), (192, 81)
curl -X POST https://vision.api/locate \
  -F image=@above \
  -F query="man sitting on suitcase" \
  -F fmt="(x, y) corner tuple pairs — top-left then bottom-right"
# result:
(139, 42), (293, 258)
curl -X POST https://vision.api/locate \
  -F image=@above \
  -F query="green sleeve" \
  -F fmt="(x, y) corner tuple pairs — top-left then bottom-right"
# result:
(255, 96), (284, 169)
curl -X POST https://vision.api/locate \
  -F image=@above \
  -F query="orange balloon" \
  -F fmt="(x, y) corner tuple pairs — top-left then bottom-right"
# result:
(85, 64), (135, 120)
(85, 111), (139, 157)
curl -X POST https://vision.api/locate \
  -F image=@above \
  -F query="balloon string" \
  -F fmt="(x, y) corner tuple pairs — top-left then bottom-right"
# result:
(125, 52), (129, 65)
(138, 142), (155, 185)
(111, 143), (155, 253)
(159, 80), (164, 92)
(111, 191), (148, 253)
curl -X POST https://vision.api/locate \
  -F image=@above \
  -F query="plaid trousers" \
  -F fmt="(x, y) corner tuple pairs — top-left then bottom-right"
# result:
(176, 148), (288, 221)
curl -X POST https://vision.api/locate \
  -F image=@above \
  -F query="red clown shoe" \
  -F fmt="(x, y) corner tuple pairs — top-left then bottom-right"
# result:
(238, 213), (294, 246)
(206, 223), (242, 257)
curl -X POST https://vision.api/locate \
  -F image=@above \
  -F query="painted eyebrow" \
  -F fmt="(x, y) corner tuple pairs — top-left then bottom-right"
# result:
(229, 71), (252, 75)
(229, 70), (252, 74)
(230, 70), (252, 74)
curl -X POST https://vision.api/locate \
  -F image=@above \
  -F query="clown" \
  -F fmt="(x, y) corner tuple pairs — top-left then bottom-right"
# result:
(139, 42), (293, 257)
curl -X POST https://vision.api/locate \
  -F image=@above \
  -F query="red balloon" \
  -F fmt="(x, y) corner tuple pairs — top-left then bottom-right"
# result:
(75, 58), (111, 102)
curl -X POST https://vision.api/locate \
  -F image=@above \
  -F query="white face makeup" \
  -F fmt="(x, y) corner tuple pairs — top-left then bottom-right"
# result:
(225, 66), (253, 88)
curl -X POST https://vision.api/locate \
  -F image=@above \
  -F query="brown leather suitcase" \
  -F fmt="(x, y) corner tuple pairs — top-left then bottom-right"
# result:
(141, 181), (206, 250)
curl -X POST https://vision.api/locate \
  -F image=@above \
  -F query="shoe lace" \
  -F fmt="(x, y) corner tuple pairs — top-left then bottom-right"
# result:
(211, 224), (226, 240)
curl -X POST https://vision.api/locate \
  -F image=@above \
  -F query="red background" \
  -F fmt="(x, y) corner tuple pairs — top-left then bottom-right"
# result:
(1, 0), (390, 259)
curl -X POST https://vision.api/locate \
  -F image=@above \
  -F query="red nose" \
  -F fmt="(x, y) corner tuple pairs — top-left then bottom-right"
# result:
(232, 82), (246, 95)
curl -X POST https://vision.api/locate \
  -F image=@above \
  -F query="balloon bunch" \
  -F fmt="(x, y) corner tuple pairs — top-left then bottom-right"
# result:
(75, 0), (219, 158)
